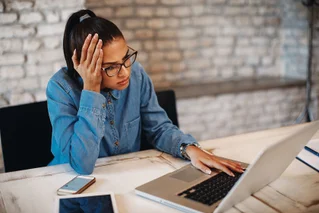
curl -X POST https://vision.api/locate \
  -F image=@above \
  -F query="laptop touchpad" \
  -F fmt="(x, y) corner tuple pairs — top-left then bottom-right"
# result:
(170, 166), (204, 182)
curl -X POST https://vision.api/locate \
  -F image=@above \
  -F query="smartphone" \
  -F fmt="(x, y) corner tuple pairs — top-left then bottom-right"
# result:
(57, 175), (96, 196)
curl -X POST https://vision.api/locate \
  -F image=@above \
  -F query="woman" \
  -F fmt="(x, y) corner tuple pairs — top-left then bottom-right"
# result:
(46, 9), (244, 175)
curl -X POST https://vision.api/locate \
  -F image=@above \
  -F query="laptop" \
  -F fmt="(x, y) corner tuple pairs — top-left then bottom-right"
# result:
(135, 121), (319, 213)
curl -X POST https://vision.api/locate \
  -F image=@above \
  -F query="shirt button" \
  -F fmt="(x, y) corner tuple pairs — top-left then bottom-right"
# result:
(102, 103), (106, 108)
(107, 100), (112, 104)
(110, 120), (114, 125)
(114, 141), (119, 146)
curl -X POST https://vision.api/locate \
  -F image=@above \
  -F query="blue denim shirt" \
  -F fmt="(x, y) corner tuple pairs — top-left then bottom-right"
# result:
(46, 62), (197, 174)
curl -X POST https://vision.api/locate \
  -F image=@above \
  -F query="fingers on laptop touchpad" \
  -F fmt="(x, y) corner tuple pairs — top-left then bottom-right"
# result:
(170, 167), (205, 182)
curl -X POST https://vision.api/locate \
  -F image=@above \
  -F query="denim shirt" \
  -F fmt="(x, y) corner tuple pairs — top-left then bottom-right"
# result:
(46, 62), (197, 174)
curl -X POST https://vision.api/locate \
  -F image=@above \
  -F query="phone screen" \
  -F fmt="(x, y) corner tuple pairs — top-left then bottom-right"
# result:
(62, 177), (93, 191)
(59, 195), (114, 213)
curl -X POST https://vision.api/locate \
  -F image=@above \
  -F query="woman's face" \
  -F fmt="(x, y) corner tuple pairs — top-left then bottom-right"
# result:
(100, 37), (132, 90)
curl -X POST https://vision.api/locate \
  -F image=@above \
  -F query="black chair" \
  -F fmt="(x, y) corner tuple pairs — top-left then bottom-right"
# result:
(0, 101), (54, 172)
(140, 89), (179, 150)
(156, 90), (179, 128)
(0, 90), (178, 171)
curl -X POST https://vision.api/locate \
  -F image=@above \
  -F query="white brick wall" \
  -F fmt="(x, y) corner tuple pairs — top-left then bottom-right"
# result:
(0, 1), (84, 112)
(178, 88), (307, 141)
(0, 65), (24, 79)
(0, 13), (18, 24)
(0, 53), (25, 65)
(19, 12), (43, 24)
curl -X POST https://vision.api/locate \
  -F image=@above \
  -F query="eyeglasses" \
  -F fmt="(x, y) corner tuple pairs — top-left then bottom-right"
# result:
(101, 46), (138, 77)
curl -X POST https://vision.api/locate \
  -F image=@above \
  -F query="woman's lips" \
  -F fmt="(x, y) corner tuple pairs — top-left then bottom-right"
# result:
(118, 77), (129, 85)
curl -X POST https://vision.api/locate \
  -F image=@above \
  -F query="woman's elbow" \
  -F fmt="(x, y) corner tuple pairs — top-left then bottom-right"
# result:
(70, 160), (95, 175)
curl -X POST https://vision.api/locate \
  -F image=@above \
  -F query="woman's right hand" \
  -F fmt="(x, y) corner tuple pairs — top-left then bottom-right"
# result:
(72, 33), (103, 93)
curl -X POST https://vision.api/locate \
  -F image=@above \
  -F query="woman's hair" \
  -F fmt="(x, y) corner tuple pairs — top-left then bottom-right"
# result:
(63, 9), (124, 81)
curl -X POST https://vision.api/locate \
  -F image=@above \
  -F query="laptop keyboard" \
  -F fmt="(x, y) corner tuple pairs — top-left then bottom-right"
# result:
(177, 171), (243, 206)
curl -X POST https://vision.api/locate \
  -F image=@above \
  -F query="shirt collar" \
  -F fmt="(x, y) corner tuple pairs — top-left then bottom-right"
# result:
(108, 89), (121, 100)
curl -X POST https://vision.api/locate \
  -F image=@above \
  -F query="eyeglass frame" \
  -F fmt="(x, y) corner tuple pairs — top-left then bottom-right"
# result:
(101, 46), (138, 77)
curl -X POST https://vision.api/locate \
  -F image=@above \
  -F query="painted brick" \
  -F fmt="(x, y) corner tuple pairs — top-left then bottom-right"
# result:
(27, 49), (63, 64)
(0, 26), (35, 38)
(136, 0), (157, 4)
(9, 92), (35, 106)
(157, 30), (177, 38)
(155, 7), (170, 17)
(37, 23), (65, 36)
(122, 30), (134, 40)
(34, 90), (47, 102)
(0, 39), (23, 53)
(192, 16), (217, 26)
(92, 8), (114, 18)
(143, 41), (155, 50)
(125, 19), (145, 29)
(137, 7), (153, 17)
(6, 1), (33, 11)
(156, 41), (178, 50)
(149, 63), (170, 73)
(0, 97), (8, 107)
(237, 67), (255, 77)
(40, 75), (52, 88)
(150, 52), (165, 62)
(161, 0), (182, 5)
(61, 9), (82, 21)
(0, 65), (24, 79)
(172, 7), (191, 17)
(19, 12), (43, 24)
(25, 64), (53, 76)
(137, 51), (148, 63)
(165, 51), (182, 61)
(147, 19), (165, 29)
(23, 39), (42, 52)
(204, 27), (221, 36)
(166, 19), (180, 28)
(192, 5), (205, 16)
(18, 77), (39, 90)
(45, 11), (60, 23)
(43, 36), (61, 49)
(115, 7), (134, 17)
(229, 0), (246, 5)
(0, 13), (18, 24)
(178, 39), (198, 49)
(177, 28), (199, 38)
(216, 47), (232, 56)
(0, 53), (25, 66)
(135, 29), (154, 39)
(35, 0), (85, 9)
(215, 37), (234, 46)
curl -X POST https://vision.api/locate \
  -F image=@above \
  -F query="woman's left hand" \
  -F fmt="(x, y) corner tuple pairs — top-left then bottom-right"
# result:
(186, 145), (245, 176)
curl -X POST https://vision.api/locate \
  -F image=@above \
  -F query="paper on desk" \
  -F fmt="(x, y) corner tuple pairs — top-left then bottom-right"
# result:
(297, 139), (319, 172)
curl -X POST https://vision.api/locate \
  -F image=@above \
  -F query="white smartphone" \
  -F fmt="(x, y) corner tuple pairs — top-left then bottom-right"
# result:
(57, 175), (96, 196)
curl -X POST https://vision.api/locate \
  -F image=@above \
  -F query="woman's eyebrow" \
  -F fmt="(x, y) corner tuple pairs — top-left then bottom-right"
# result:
(102, 48), (129, 65)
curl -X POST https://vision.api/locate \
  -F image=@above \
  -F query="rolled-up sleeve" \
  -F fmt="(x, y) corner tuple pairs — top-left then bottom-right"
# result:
(138, 64), (197, 158)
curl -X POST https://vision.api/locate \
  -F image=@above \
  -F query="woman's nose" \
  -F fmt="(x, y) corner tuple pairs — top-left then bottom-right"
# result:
(119, 65), (129, 77)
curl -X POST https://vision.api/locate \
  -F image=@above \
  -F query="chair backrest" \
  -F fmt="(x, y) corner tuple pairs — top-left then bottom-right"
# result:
(140, 89), (179, 150)
(156, 90), (179, 127)
(0, 101), (53, 172)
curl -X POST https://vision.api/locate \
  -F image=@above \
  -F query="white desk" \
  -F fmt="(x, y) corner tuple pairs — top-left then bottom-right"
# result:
(0, 123), (319, 213)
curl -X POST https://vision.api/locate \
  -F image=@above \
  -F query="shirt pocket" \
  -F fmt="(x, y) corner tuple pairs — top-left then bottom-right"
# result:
(124, 116), (141, 145)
